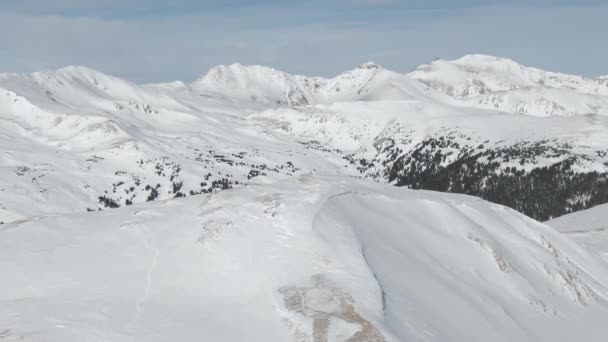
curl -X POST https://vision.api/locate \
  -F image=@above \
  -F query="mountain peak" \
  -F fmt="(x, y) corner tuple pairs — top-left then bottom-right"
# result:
(357, 61), (382, 70)
(194, 63), (286, 86)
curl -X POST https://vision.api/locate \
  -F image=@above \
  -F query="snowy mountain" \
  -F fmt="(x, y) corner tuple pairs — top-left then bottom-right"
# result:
(409, 54), (608, 116)
(0, 68), (349, 222)
(2, 55), (608, 341)
(192, 61), (433, 106)
(2, 176), (608, 342)
(195, 56), (608, 116)
(410, 55), (608, 97)
(1, 56), (608, 224)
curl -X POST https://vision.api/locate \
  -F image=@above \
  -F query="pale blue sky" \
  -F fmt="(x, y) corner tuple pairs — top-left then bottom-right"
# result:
(1, 0), (607, 82)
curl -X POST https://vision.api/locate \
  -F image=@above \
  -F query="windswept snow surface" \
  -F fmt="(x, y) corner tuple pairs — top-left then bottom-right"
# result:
(547, 203), (608, 234)
(1, 176), (608, 342)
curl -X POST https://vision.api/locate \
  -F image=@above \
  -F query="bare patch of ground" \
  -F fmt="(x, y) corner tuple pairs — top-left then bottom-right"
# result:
(279, 274), (385, 342)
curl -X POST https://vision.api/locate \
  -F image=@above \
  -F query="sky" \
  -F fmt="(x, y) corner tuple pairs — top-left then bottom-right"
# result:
(1, 0), (607, 83)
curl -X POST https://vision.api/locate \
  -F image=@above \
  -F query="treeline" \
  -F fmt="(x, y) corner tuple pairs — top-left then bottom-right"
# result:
(384, 137), (608, 221)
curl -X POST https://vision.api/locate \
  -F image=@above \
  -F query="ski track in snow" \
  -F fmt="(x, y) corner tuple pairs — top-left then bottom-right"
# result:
(122, 221), (160, 319)
(135, 242), (159, 318)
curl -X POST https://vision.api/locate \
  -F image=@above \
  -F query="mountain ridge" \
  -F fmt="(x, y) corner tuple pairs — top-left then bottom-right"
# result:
(1, 54), (608, 223)
(3, 54), (608, 117)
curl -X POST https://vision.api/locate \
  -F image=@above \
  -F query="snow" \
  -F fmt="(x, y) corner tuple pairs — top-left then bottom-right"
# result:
(1, 175), (608, 342)
(1, 55), (608, 341)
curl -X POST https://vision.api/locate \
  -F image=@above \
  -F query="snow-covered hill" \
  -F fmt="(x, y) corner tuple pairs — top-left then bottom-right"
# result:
(2, 176), (607, 342)
(547, 203), (608, 234)
(546, 203), (608, 285)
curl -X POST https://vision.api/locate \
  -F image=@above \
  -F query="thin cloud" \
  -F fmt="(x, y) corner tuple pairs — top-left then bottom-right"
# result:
(0, 2), (606, 82)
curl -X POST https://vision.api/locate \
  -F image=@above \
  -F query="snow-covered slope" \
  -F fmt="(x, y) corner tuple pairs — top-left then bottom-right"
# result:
(547, 203), (608, 235)
(192, 63), (312, 106)
(0, 66), (360, 222)
(1, 176), (607, 342)
(546, 204), (608, 282)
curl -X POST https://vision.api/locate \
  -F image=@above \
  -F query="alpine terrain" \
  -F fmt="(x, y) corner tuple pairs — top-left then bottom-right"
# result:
(1, 55), (608, 341)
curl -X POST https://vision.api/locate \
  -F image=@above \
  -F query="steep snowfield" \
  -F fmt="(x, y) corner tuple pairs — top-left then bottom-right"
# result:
(1, 176), (607, 342)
